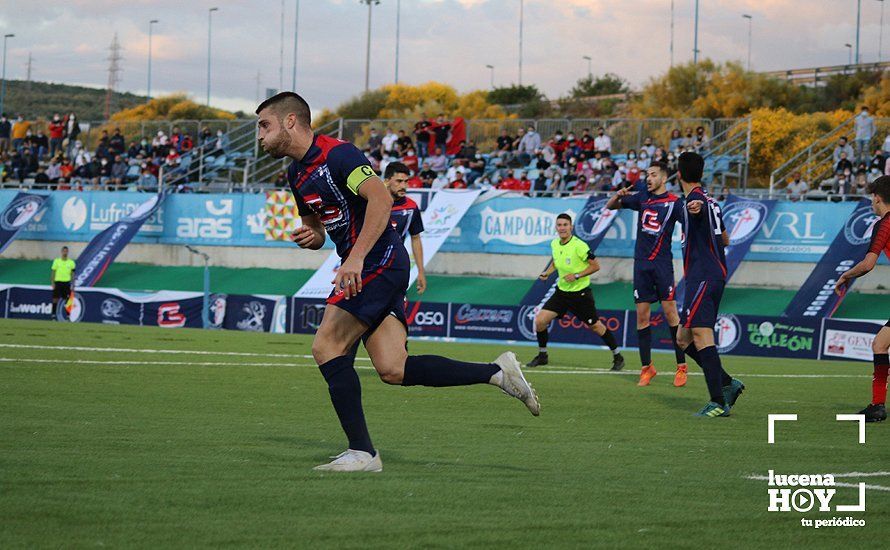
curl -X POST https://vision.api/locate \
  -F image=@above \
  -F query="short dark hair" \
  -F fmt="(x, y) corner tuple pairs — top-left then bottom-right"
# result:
(255, 92), (311, 127)
(649, 161), (669, 174)
(868, 175), (890, 203)
(61, 246), (68, 251)
(678, 152), (704, 183)
(556, 213), (572, 223)
(384, 162), (411, 180)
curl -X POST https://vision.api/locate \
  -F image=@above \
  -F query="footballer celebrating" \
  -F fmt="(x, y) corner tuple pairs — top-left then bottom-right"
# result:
(835, 175), (890, 422)
(606, 161), (688, 387)
(526, 213), (625, 370)
(256, 93), (539, 472)
(674, 152), (744, 417)
(383, 162), (426, 294)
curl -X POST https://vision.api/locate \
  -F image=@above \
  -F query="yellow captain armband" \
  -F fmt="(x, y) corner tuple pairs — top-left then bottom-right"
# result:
(346, 165), (377, 194)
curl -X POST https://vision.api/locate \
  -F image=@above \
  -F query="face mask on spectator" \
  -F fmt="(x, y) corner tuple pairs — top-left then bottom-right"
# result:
(629, 153), (636, 159)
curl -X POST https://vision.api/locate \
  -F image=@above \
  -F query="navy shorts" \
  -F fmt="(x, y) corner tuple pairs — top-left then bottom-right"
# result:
(326, 244), (410, 333)
(681, 279), (725, 329)
(633, 261), (676, 304)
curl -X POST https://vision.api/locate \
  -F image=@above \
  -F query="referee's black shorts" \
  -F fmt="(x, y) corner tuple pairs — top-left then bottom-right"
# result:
(541, 287), (599, 326)
(53, 281), (71, 300)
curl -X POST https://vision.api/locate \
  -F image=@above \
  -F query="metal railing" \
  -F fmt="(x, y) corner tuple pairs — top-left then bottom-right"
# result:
(769, 117), (859, 195)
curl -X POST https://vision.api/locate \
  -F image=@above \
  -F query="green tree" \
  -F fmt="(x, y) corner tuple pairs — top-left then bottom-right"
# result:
(487, 84), (545, 106)
(569, 73), (628, 98)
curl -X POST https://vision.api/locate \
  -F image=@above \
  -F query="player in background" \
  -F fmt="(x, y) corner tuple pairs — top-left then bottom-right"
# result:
(257, 93), (539, 472)
(835, 175), (890, 422)
(526, 213), (625, 370)
(673, 152), (744, 417)
(606, 161), (688, 387)
(383, 162), (426, 295)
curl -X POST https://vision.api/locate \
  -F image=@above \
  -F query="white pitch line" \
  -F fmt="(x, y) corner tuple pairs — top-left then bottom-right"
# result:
(745, 474), (890, 492)
(0, 356), (873, 380)
(0, 343), (372, 362)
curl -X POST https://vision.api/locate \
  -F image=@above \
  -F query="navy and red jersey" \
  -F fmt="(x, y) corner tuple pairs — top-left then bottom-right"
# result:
(620, 188), (682, 263)
(681, 186), (728, 281)
(390, 196), (424, 239)
(287, 134), (402, 264)
(868, 212), (890, 261)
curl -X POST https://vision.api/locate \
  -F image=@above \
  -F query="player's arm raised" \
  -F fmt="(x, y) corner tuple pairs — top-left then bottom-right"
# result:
(335, 176), (393, 299)
(835, 252), (879, 294)
(606, 186), (632, 210)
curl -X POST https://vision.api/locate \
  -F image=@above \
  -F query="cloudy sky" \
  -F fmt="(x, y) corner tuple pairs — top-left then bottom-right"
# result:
(0, 0), (885, 114)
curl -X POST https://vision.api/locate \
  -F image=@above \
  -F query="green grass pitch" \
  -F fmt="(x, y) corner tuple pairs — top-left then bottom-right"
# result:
(0, 318), (887, 548)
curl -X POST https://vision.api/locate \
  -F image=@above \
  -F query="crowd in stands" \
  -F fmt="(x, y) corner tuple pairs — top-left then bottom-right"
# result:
(356, 116), (716, 197)
(785, 106), (888, 201)
(0, 112), (231, 191)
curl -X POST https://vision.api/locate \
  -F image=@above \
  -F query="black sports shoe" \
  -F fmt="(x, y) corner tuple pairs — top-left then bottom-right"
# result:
(610, 353), (625, 371)
(526, 352), (549, 368)
(858, 403), (887, 423)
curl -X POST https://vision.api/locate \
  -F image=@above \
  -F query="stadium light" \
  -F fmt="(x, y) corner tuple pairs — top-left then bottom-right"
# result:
(518, 0), (524, 85)
(845, 42), (854, 66)
(185, 245), (211, 329)
(147, 20), (158, 100)
(292, 0), (300, 90)
(395, 0), (401, 84)
(582, 55), (592, 79)
(0, 34), (13, 118)
(878, 0), (885, 63)
(742, 14), (752, 72)
(856, 0), (862, 65)
(670, 0), (674, 67)
(693, 0), (700, 64)
(485, 64), (494, 89)
(206, 7), (219, 106)
(360, 0), (381, 92)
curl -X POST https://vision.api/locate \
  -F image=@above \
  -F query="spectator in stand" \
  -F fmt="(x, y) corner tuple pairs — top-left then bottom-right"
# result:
(396, 129), (413, 154)
(59, 157), (74, 181)
(550, 130), (568, 162)
(565, 131), (580, 157)
(695, 126), (709, 149)
(432, 171), (449, 189)
(138, 164), (158, 190)
(637, 149), (651, 170)
(152, 130), (168, 150)
(432, 114), (451, 155)
(580, 128), (595, 152)
(445, 159), (468, 183)
(0, 113), (10, 152)
(274, 171), (288, 188)
(693, 135), (708, 153)
(94, 138), (111, 162)
(110, 155), (128, 190)
(367, 127), (382, 153)
(517, 125), (541, 166)
(63, 112), (80, 156)
(170, 126), (183, 151)
(498, 169), (520, 190)
(109, 128), (126, 156)
(34, 166), (50, 185)
(836, 151), (853, 174)
(466, 154), (486, 185)
(427, 147), (448, 172)
(406, 172), (424, 188)
(46, 156), (62, 183)
(517, 171), (532, 193)
(180, 133), (194, 153)
(11, 115), (29, 152)
(419, 161), (436, 181)
(681, 127), (694, 149)
(496, 128), (514, 162)
(668, 128), (683, 152)
(457, 139), (477, 161)
(854, 106), (876, 163)
(870, 148), (886, 174)
(786, 171), (809, 201)
(97, 157), (113, 188)
(833, 136), (855, 164)
(48, 114), (64, 158)
(402, 147), (419, 174)
(33, 129), (48, 158)
(545, 172), (565, 196)
(381, 127), (398, 155)
(200, 126), (213, 148)
(448, 172), (467, 189)
(9, 151), (25, 181)
(212, 129), (229, 155)
(652, 147), (667, 164)
(414, 115), (431, 159)
(594, 126), (611, 155)
(641, 137), (656, 157)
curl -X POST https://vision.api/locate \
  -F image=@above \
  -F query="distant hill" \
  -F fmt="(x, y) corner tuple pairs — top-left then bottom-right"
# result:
(1, 79), (148, 121)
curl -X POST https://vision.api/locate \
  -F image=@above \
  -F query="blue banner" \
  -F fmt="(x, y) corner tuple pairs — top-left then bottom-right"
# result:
(783, 198), (878, 318)
(0, 192), (48, 254)
(75, 193), (166, 287)
(676, 194), (776, 304)
(521, 196), (621, 306)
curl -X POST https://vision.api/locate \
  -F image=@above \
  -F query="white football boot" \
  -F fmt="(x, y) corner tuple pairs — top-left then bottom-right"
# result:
(493, 351), (541, 416)
(313, 449), (383, 472)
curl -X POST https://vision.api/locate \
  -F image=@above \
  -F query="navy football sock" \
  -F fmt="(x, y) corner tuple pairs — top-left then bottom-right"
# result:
(637, 326), (652, 366)
(402, 355), (500, 387)
(600, 329), (619, 352)
(536, 330), (549, 353)
(683, 343), (701, 366)
(697, 345), (727, 406)
(318, 355), (374, 454)
(669, 325), (686, 364)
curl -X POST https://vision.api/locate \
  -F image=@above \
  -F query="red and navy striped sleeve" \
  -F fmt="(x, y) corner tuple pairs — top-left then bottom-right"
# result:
(327, 142), (376, 195)
(869, 214), (890, 256)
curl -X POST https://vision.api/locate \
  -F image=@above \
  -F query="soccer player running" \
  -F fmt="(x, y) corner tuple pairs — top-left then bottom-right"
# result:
(673, 152), (744, 417)
(606, 161), (688, 387)
(835, 175), (890, 422)
(383, 162), (426, 295)
(256, 93), (539, 472)
(526, 213), (625, 370)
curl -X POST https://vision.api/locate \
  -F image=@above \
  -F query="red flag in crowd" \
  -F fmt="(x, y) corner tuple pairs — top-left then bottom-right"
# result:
(426, 117), (467, 156)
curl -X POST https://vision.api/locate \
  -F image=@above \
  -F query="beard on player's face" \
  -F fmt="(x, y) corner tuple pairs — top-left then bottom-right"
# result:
(263, 127), (292, 159)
